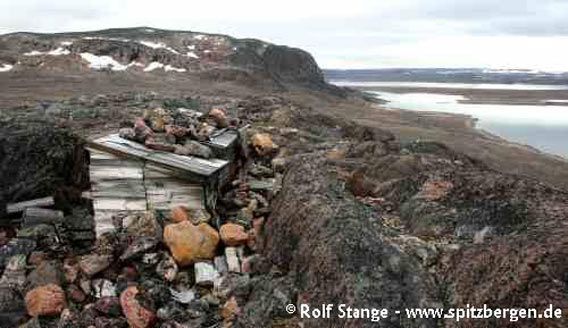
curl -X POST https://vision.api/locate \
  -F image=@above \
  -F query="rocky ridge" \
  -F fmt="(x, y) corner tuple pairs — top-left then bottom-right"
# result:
(0, 27), (324, 87)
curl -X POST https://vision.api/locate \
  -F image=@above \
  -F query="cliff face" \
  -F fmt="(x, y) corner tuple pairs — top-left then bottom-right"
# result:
(0, 27), (325, 87)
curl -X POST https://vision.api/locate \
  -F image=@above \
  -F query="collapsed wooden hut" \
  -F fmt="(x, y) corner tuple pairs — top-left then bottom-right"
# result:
(85, 129), (240, 238)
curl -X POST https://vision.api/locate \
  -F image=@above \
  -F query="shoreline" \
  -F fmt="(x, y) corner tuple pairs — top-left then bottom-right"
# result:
(355, 85), (568, 106)
(368, 91), (568, 162)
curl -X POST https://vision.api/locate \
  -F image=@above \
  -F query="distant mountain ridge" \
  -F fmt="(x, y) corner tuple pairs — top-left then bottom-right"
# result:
(325, 68), (568, 85)
(0, 27), (325, 86)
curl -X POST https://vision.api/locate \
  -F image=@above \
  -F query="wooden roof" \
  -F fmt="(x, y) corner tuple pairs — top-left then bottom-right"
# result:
(88, 134), (230, 183)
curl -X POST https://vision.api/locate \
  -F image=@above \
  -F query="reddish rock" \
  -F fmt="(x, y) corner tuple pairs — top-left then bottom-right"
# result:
(63, 258), (80, 283)
(221, 296), (240, 321)
(170, 206), (189, 223)
(163, 221), (220, 266)
(134, 118), (154, 142)
(95, 296), (122, 317)
(25, 284), (67, 316)
(209, 108), (228, 128)
(67, 284), (86, 303)
(120, 286), (156, 328)
(247, 217), (264, 251)
(241, 255), (260, 274)
(144, 138), (176, 152)
(165, 125), (189, 139)
(121, 266), (138, 281)
(220, 223), (249, 246)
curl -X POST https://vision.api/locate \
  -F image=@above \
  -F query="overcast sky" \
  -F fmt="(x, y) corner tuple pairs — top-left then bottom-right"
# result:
(1, 0), (567, 71)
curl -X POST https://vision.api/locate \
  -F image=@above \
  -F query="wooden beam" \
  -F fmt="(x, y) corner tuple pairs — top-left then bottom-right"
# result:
(6, 197), (55, 214)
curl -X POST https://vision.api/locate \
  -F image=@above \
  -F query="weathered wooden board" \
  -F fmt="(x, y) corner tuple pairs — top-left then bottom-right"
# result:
(6, 197), (55, 214)
(22, 207), (64, 226)
(90, 166), (144, 181)
(93, 198), (147, 211)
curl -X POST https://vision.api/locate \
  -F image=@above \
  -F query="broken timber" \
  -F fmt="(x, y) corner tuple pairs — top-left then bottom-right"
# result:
(6, 197), (55, 214)
(86, 134), (233, 238)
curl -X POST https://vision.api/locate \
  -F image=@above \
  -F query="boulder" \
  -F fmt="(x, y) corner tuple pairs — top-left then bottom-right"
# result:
(208, 108), (228, 128)
(174, 141), (213, 159)
(170, 206), (189, 223)
(124, 211), (162, 240)
(133, 118), (154, 142)
(163, 221), (219, 266)
(251, 133), (278, 156)
(156, 253), (178, 282)
(120, 286), (156, 328)
(26, 260), (64, 290)
(144, 138), (176, 152)
(94, 296), (122, 317)
(219, 223), (249, 246)
(25, 284), (67, 316)
(79, 254), (112, 277)
(120, 237), (158, 261)
(63, 258), (79, 283)
(144, 108), (171, 133)
(221, 296), (240, 321)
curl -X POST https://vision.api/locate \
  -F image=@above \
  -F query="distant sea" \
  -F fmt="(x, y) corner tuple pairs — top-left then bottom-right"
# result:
(328, 72), (568, 158)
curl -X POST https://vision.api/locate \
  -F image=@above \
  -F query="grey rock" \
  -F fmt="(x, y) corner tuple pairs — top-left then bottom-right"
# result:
(79, 254), (112, 276)
(120, 236), (158, 261)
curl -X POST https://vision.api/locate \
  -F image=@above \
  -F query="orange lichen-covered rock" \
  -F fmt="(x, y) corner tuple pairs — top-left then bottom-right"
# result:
(208, 108), (228, 128)
(25, 284), (67, 317)
(219, 223), (249, 246)
(170, 206), (189, 223)
(120, 286), (156, 328)
(251, 133), (278, 156)
(163, 221), (219, 266)
(221, 296), (240, 321)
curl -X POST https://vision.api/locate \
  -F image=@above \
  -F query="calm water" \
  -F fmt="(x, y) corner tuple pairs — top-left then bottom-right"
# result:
(332, 81), (568, 91)
(370, 91), (568, 157)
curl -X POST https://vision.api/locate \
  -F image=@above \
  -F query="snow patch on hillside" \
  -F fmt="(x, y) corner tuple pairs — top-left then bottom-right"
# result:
(0, 64), (13, 72)
(80, 53), (128, 71)
(143, 62), (186, 73)
(164, 65), (186, 72)
(143, 62), (164, 72)
(48, 47), (71, 56)
(139, 41), (179, 54)
(186, 52), (199, 59)
(24, 47), (70, 56)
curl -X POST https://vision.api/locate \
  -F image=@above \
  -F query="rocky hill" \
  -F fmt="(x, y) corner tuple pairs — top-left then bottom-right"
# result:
(0, 27), (325, 87)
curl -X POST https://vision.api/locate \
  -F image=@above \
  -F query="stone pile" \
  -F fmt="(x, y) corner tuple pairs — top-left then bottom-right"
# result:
(0, 130), (281, 327)
(118, 106), (240, 159)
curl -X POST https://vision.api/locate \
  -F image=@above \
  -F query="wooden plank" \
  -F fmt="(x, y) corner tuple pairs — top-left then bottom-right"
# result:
(22, 208), (64, 226)
(93, 198), (147, 211)
(90, 180), (146, 193)
(206, 129), (239, 148)
(90, 166), (143, 181)
(7, 197), (55, 214)
(89, 148), (145, 168)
